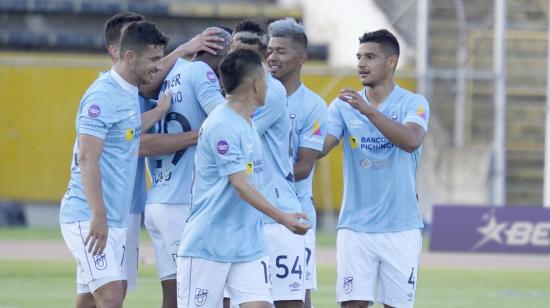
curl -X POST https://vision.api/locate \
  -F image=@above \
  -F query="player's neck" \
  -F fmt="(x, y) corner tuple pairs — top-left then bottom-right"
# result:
(226, 93), (257, 124)
(365, 79), (395, 107)
(113, 62), (138, 86)
(282, 71), (302, 96)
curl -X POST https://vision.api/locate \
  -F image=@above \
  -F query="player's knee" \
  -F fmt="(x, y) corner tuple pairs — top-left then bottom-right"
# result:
(100, 293), (123, 308)
(341, 300), (368, 308)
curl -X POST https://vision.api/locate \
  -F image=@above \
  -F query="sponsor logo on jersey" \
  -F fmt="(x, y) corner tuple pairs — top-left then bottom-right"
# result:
(349, 136), (358, 149)
(194, 288), (208, 306)
(206, 71), (217, 83)
(359, 158), (391, 169)
(343, 276), (353, 294)
(416, 106), (426, 119)
(88, 104), (101, 118)
(125, 128), (134, 141)
(217, 140), (229, 154)
(349, 119), (362, 128)
(312, 120), (322, 136)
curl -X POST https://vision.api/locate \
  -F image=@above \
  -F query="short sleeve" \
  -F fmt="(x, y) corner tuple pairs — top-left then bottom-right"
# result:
(299, 99), (327, 152)
(209, 124), (247, 177)
(402, 95), (429, 132)
(78, 92), (119, 140)
(192, 62), (225, 115)
(252, 85), (286, 136)
(327, 98), (345, 140)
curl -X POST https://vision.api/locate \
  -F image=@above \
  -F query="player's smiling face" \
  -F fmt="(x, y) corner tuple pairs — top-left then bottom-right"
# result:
(132, 44), (164, 85)
(356, 42), (394, 88)
(267, 37), (304, 81)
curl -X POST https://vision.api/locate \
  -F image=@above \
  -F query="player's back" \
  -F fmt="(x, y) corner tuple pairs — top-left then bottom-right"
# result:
(146, 58), (224, 205)
(253, 74), (301, 223)
(178, 104), (266, 262)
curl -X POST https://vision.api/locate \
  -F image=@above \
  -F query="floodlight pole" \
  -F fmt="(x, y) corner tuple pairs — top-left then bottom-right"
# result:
(416, 0), (430, 99)
(543, 4), (550, 208)
(492, 0), (507, 206)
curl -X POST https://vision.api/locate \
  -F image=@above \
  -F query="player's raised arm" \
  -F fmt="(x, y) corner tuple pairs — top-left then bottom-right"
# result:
(139, 28), (225, 98)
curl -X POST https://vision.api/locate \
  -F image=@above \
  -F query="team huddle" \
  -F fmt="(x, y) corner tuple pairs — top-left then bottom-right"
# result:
(59, 12), (429, 308)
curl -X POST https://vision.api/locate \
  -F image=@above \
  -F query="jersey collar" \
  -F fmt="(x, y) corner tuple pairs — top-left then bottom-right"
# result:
(111, 68), (139, 95)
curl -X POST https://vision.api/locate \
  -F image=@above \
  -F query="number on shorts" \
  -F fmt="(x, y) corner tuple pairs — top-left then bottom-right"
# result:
(408, 267), (415, 289)
(275, 255), (289, 278)
(305, 247), (311, 265)
(275, 255), (302, 279)
(260, 260), (268, 283)
(291, 256), (302, 279)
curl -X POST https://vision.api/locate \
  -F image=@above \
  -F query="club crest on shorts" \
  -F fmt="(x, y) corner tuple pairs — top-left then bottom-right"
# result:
(343, 276), (353, 294)
(194, 288), (208, 306)
(93, 253), (107, 270)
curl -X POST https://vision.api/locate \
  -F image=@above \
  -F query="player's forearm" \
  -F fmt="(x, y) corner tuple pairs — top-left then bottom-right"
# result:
(141, 107), (166, 132)
(139, 132), (198, 157)
(319, 135), (339, 159)
(78, 156), (106, 217)
(232, 179), (284, 223)
(293, 161), (314, 181)
(359, 106), (422, 153)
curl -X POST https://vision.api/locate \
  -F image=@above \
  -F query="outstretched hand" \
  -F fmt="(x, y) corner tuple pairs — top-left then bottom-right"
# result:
(339, 87), (370, 114)
(280, 212), (311, 235)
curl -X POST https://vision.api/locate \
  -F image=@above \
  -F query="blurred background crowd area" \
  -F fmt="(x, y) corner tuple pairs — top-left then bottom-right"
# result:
(1, 0), (549, 230)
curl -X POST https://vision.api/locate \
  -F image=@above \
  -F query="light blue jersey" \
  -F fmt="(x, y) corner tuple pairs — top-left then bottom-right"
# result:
(178, 105), (266, 262)
(252, 73), (301, 224)
(327, 85), (429, 233)
(287, 83), (328, 227)
(60, 70), (141, 227)
(130, 96), (155, 214)
(146, 58), (224, 205)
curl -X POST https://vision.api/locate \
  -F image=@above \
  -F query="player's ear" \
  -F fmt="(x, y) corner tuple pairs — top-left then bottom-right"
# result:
(297, 50), (308, 66)
(387, 54), (398, 72)
(124, 50), (137, 64)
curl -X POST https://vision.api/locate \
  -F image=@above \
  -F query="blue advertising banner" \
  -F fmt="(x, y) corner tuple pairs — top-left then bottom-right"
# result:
(430, 205), (550, 253)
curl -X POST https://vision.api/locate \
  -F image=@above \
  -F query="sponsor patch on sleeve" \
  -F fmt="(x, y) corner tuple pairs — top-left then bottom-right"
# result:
(88, 104), (101, 118)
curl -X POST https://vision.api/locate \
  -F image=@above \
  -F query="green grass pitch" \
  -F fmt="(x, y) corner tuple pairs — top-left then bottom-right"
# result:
(1, 228), (550, 307)
(1, 260), (550, 307)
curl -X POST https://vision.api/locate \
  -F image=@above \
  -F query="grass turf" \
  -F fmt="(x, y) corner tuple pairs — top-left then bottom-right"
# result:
(1, 260), (550, 308)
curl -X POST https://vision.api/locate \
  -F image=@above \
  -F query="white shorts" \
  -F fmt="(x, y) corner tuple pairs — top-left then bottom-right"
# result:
(304, 228), (317, 291)
(60, 221), (126, 294)
(145, 203), (190, 281)
(336, 228), (422, 308)
(264, 223), (306, 301)
(177, 256), (272, 308)
(125, 212), (141, 291)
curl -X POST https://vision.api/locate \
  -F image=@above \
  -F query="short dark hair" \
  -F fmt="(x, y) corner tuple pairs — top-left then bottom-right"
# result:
(119, 21), (169, 57)
(103, 12), (144, 47)
(268, 18), (308, 52)
(359, 29), (400, 58)
(232, 20), (269, 54)
(219, 49), (263, 94)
